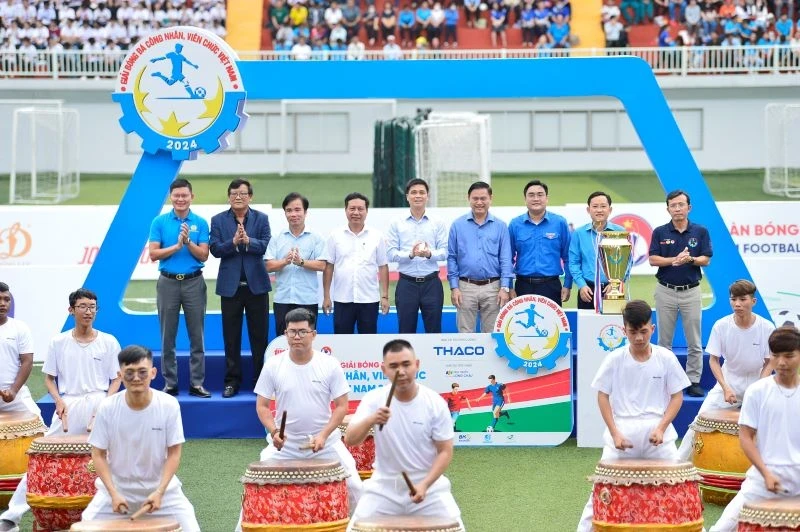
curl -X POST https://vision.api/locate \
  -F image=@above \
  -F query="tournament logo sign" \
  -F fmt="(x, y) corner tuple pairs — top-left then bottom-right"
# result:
(113, 26), (246, 160)
(492, 295), (572, 374)
(597, 324), (627, 352)
(611, 213), (653, 267)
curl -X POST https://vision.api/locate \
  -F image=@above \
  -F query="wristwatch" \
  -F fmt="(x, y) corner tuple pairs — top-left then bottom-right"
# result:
(688, 256), (695, 264)
(299, 258), (305, 267)
(501, 287), (510, 293)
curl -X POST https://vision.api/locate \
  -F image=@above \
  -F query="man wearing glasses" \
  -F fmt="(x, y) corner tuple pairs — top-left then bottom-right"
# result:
(649, 189), (713, 397)
(210, 179), (271, 398)
(148, 178), (211, 398)
(0, 288), (121, 532)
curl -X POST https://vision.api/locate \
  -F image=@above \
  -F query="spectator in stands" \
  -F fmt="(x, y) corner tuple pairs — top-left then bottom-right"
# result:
(293, 21), (311, 42)
(341, 0), (361, 40)
(308, 3), (326, 28)
(270, 0), (290, 38)
(605, 14), (625, 46)
(685, 0), (701, 34)
(18, 35), (37, 67)
(533, 0), (550, 41)
(775, 0), (794, 22)
(443, 1), (458, 46)
(521, 0), (535, 46)
(490, 2), (508, 47)
(347, 34), (365, 58)
(777, 12), (793, 39)
(383, 33), (402, 57)
(415, 0), (431, 40)
(311, 23), (327, 42)
(289, 2), (308, 27)
(658, 23), (676, 45)
(324, 1), (343, 29)
(602, 0), (621, 23)
(329, 21), (347, 45)
(551, 0), (571, 21)
(505, 0), (522, 26)
(549, 12), (570, 47)
(464, 0), (480, 27)
(275, 23), (294, 49)
(331, 37), (347, 58)
(291, 35), (312, 59)
(379, 3), (396, 43)
(364, 4), (379, 45)
(398, 3), (415, 46)
(429, 1), (444, 47)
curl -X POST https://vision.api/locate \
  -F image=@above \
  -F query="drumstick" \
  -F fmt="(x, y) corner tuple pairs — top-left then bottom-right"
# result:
(378, 373), (399, 432)
(61, 409), (69, 433)
(401, 472), (417, 497)
(130, 501), (153, 521)
(278, 410), (287, 440)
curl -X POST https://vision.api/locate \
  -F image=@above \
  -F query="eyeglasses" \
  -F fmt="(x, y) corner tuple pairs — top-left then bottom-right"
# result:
(668, 202), (688, 209)
(229, 192), (250, 199)
(122, 368), (150, 381)
(285, 329), (313, 338)
(73, 305), (99, 313)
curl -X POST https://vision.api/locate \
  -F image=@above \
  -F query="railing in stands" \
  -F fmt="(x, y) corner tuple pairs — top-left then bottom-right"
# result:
(1, 46), (799, 78)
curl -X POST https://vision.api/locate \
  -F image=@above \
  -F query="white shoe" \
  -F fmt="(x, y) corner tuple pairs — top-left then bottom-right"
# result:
(486, 426), (494, 432)
(0, 520), (19, 532)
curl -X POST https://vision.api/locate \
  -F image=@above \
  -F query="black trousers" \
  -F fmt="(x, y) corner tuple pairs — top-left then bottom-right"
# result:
(515, 277), (562, 307)
(334, 302), (378, 334)
(221, 285), (268, 388)
(577, 280), (609, 310)
(273, 302), (319, 337)
(395, 275), (444, 333)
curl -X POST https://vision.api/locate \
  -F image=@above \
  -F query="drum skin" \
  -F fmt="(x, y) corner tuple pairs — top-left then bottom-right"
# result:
(0, 411), (46, 509)
(70, 517), (182, 531)
(349, 515), (464, 532)
(738, 496), (800, 531)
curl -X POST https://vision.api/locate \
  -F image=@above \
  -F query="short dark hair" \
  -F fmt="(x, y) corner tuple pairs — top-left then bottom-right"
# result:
(382, 338), (413, 357)
(768, 326), (800, 354)
(69, 288), (97, 307)
(228, 178), (253, 196)
(729, 279), (757, 298)
(344, 192), (370, 209)
(285, 308), (316, 329)
(587, 191), (612, 206)
(118, 345), (153, 366)
(488, 374), (496, 380)
(666, 189), (691, 206)
(282, 192), (309, 211)
(405, 178), (429, 194)
(0, 282), (8, 293)
(451, 382), (459, 389)
(468, 181), (492, 196)
(622, 300), (652, 329)
(169, 178), (192, 193)
(523, 179), (548, 196)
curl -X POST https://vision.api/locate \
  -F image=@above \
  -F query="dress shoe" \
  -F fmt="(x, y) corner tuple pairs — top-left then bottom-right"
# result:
(163, 385), (178, 396)
(189, 385), (211, 398)
(687, 383), (705, 397)
(222, 385), (238, 398)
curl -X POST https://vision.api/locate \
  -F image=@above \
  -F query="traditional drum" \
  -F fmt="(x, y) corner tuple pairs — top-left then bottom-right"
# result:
(350, 516), (464, 532)
(0, 411), (46, 509)
(590, 459), (704, 532)
(339, 414), (375, 480)
(241, 458), (350, 531)
(26, 435), (97, 532)
(70, 517), (182, 531)
(738, 496), (800, 531)
(690, 408), (750, 506)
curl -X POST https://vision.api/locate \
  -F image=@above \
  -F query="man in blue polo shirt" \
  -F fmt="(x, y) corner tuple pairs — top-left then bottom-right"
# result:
(648, 189), (713, 397)
(266, 192), (327, 339)
(509, 179), (572, 306)
(447, 181), (513, 333)
(148, 178), (211, 398)
(569, 191), (625, 310)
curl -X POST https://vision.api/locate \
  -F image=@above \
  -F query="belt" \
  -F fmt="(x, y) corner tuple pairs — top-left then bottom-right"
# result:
(459, 277), (500, 286)
(658, 280), (699, 291)
(239, 281), (248, 286)
(161, 270), (202, 281)
(517, 275), (559, 284)
(399, 272), (439, 283)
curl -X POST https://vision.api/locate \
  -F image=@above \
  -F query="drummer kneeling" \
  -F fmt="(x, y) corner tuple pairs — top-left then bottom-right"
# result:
(345, 339), (464, 531)
(80, 345), (201, 532)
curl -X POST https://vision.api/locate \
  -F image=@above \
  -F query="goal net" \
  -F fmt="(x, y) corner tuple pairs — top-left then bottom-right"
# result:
(764, 103), (800, 198)
(415, 112), (491, 207)
(10, 107), (80, 204)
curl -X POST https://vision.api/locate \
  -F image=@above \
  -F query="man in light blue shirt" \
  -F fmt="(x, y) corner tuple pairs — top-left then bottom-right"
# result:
(568, 191), (625, 311)
(447, 181), (513, 333)
(266, 192), (327, 337)
(508, 179), (572, 307)
(386, 178), (448, 333)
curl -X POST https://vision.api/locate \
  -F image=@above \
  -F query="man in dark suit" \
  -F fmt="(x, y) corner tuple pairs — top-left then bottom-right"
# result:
(210, 179), (271, 398)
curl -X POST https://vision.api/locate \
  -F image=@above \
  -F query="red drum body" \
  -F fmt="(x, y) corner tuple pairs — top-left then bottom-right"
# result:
(340, 415), (375, 480)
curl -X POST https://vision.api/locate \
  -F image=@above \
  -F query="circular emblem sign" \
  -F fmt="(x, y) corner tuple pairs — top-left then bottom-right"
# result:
(113, 26), (246, 160)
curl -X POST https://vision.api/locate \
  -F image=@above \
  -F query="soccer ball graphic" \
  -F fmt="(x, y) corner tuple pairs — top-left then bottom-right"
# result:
(485, 426), (494, 433)
(776, 309), (800, 328)
(194, 86), (207, 99)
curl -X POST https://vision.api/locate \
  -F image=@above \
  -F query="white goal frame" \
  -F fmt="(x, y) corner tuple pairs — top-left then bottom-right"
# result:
(764, 103), (800, 198)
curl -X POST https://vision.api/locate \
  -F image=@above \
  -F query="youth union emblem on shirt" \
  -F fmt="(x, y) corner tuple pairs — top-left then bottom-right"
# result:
(113, 26), (247, 160)
(491, 295), (572, 374)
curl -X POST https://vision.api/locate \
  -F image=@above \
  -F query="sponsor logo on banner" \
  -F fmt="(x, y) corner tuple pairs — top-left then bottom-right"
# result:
(433, 345), (485, 357)
(321, 346), (333, 355)
(492, 295), (572, 374)
(611, 213), (653, 267)
(457, 434), (472, 442)
(597, 324), (627, 352)
(0, 222), (32, 261)
(113, 26), (246, 160)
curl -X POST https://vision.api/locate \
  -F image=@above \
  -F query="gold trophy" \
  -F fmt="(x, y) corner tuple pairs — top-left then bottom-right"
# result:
(597, 231), (633, 314)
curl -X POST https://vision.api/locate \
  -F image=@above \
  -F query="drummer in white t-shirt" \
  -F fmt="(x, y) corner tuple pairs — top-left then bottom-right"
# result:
(81, 345), (200, 532)
(577, 300), (690, 532)
(0, 282), (39, 416)
(678, 279), (775, 461)
(710, 326), (800, 532)
(344, 339), (464, 531)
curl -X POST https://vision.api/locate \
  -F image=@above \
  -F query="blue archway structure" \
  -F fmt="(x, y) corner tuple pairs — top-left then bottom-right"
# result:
(75, 57), (766, 348)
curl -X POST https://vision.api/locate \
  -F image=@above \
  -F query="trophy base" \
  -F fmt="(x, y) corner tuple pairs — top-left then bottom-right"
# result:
(601, 299), (627, 315)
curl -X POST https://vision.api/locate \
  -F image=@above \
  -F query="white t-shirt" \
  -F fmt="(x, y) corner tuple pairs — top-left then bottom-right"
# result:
(89, 391), (185, 488)
(42, 330), (120, 395)
(592, 344), (690, 418)
(739, 376), (800, 466)
(0, 317), (34, 390)
(351, 383), (453, 475)
(706, 314), (774, 396)
(254, 350), (349, 447)
(326, 225), (388, 303)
